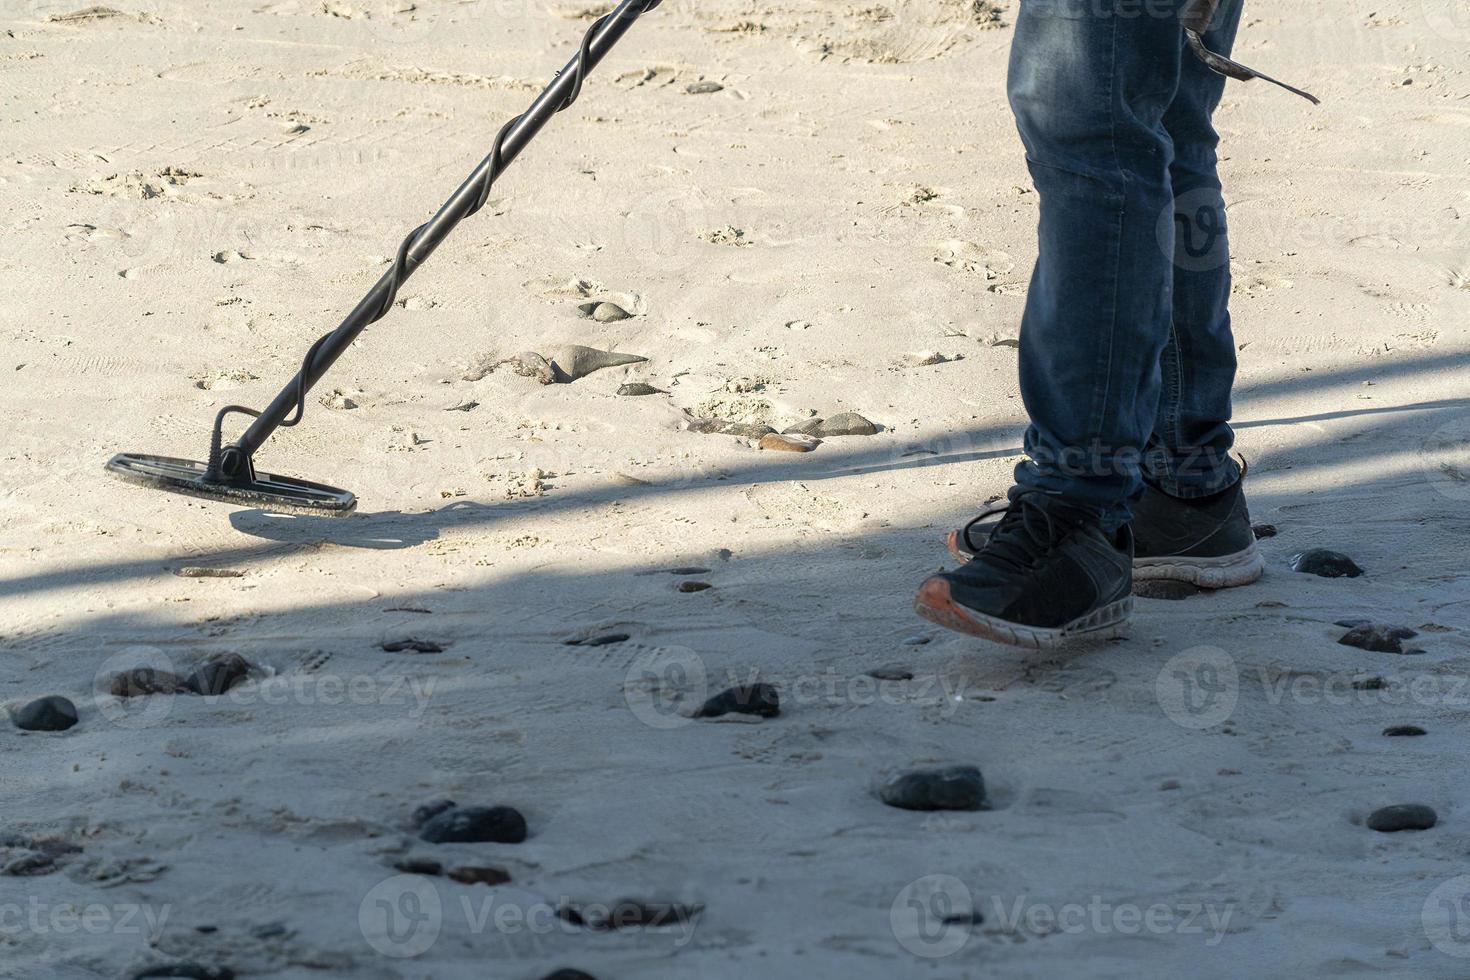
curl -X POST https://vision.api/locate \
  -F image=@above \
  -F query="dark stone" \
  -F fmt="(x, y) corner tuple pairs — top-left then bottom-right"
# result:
(419, 805), (527, 845)
(1352, 676), (1387, 691)
(1383, 725), (1427, 737)
(617, 383), (665, 396)
(410, 798), (457, 828)
(447, 865), (512, 886)
(867, 666), (913, 681)
(879, 765), (988, 812)
(1133, 580), (1204, 600)
(1291, 549), (1363, 578)
(543, 971), (597, 980)
(394, 856), (443, 876)
(129, 966), (235, 980)
(695, 683), (780, 719)
(1251, 523), (1278, 539)
(1338, 624), (1417, 654)
(12, 696), (78, 732)
(676, 581), (713, 593)
(1366, 804), (1437, 833)
(565, 633), (630, 647)
(382, 637), (445, 653)
(185, 654), (252, 696)
(110, 667), (184, 698)
(558, 900), (703, 931)
(686, 80), (724, 94)
(781, 417), (825, 436)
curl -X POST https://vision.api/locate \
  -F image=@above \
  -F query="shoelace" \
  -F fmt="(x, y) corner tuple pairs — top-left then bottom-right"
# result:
(970, 496), (1082, 575)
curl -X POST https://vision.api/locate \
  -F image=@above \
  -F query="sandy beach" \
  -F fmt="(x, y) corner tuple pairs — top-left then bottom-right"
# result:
(3, 0), (1470, 976)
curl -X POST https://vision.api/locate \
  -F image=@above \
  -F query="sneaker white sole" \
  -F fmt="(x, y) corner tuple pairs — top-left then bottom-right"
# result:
(914, 580), (1133, 651)
(1132, 540), (1264, 589)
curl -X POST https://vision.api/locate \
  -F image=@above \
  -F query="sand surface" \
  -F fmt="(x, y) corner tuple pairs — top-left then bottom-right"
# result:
(3, 1), (1470, 977)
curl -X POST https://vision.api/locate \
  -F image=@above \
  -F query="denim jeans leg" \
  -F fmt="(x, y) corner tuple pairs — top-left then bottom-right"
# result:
(1007, 0), (1188, 530)
(1144, 0), (1244, 498)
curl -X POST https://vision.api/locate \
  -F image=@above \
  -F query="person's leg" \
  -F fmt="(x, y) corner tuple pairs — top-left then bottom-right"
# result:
(1007, 0), (1190, 530)
(1144, 0), (1243, 497)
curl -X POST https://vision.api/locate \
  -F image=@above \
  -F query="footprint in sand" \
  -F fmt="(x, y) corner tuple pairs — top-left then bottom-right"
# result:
(933, 239), (1014, 280)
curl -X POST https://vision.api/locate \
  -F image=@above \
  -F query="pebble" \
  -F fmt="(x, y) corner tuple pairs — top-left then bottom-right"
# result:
(410, 798), (457, 828)
(394, 856), (443, 875)
(781, 417), (825, 436)
(867, 665), (913, 681)
(1338, 623), (1417, 654)
(543, 971), (597, 980)
(688, 418), (775, 439)
(382, 637), (445, 654)
(694, 683), (780, 719)
(590, 302), (632, 322)
(1251, 523), (1278, 539)
(816, 412), (878, 437)
(879, 765), (988, 812)
(617, 383), (665, 396)
(446, 865), (513, 886)
(901, 635), (931, 646)
(686, 80), (724, 94)
(110, 667), (184, 698)
(185, 654), (252, 696)
(548, 345), (646, 383)
(1133, 580), (1204, 600)
(419, 805), (528, 844)
(1291, 549), (1363, 578)
(129, 966), (235, 980)
(676, 580), (713, 593)
(1366, 804), (1437, 833)
(1383, 725), (1427, 737)
(758, 433), (820, 453)
(1352, 676), (1387, 691)
(565, 633), (630, 647)
(11, 696), (79, 732)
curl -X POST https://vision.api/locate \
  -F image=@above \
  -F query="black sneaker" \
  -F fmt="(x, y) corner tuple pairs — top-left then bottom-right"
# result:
(947, 476), (1264, 590)
(1130, 477), (1263, 588)
(915, 494), (1134, 649)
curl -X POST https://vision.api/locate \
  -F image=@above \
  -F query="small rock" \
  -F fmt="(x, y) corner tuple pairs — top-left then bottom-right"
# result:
(410, 798), (457, 828)
(548, 345), (646, 383)
(542, 971), (597, 980)
(1383, 725), (1426, 737)
(394, 856), (443, 875)
(129, 966), (236, 980)
(816, 412), (878, 437)
(694, 683), (780, 719)
(879, 765), (988, 812)
(1338, 623), (1417, 654)
(988, 336), (1021, 348)
(688, 418), (775, 439)
(867, 666), (913, 681)
(3, 851), (57, 876)
(1251, 523), (1278, 539)
(758, 433), (820, 453)
(1291, 549), (1363, 578)
(1352, 676), (1387, 691)
(1159, 779), (1182, 791)
(1133, 580), (1204, 600)
(676, 580), (713, 593)
(185, 654), (252, 696)
(781, 417), (825, 436)
(419, 805), (528, 845)
(11, 696), (79, 732)
(109, 667), (184, 698)
(1366, 803), (1437, 833)
(590, 302), (632, 322)
(685, 80), (724, 94)
(447, 864), (513, 886)
(382, 637), (445, 654)
(617, 383), (665, 396)
(901, 635), (931, 646)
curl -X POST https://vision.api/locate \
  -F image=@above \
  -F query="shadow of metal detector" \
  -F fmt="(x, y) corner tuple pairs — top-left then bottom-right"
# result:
(105, 0), (664, 518)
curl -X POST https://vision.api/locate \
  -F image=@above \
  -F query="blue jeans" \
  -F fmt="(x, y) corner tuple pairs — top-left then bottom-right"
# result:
(1008, 0), (1244, 530)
